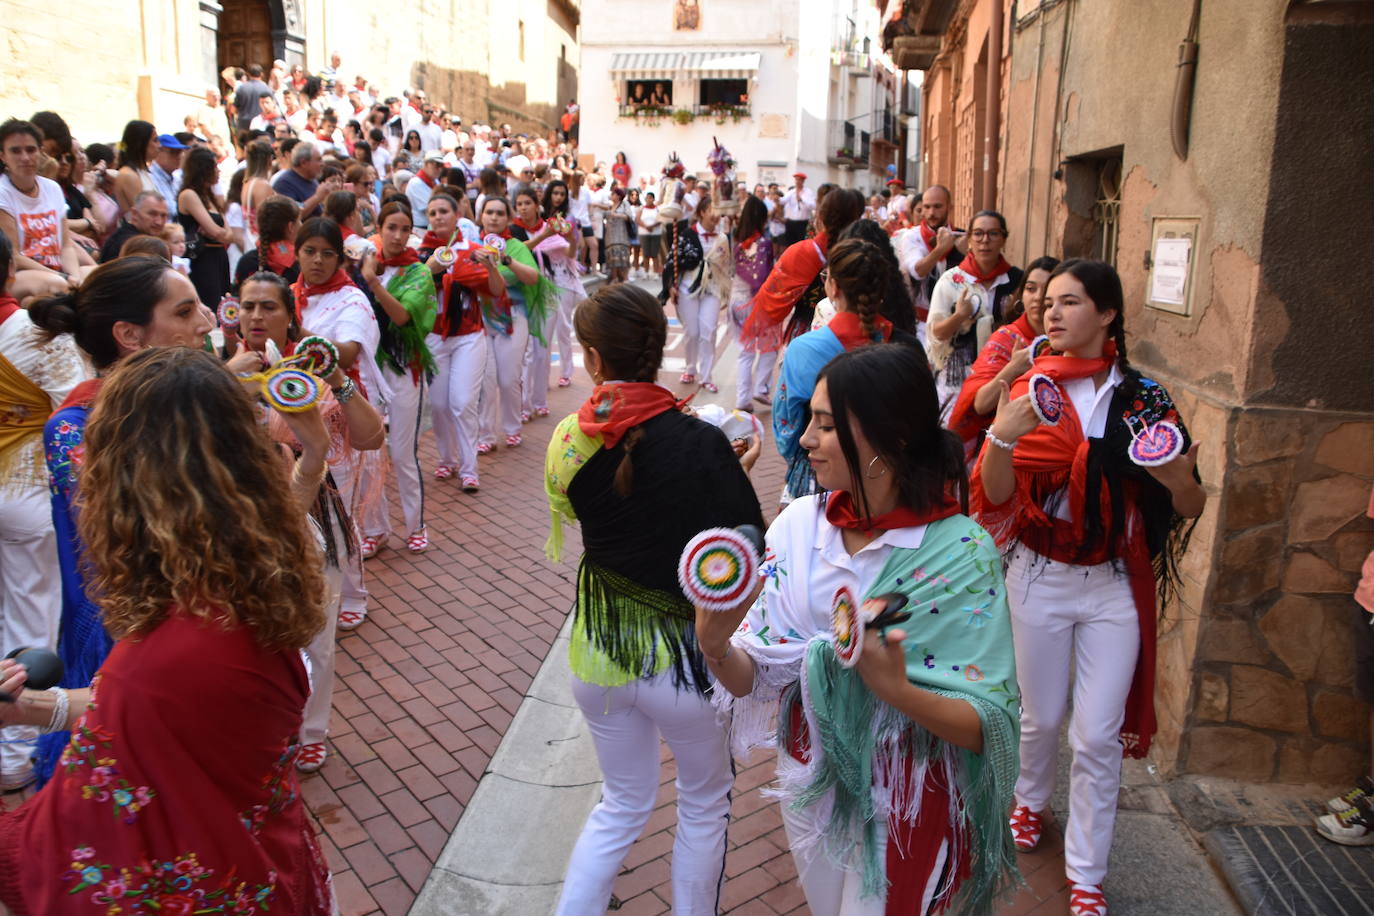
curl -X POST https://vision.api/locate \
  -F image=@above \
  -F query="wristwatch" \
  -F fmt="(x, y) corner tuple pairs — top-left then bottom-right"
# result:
(501, 254), (512, 267)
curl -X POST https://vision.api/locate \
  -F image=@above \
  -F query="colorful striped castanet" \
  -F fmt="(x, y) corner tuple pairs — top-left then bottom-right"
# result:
(678, 527), (760, 612)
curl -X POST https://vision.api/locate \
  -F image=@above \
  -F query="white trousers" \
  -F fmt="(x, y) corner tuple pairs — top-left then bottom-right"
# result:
(480, 311), (530, 442)
(522, 307), (557, 414)
(554, 283), (580, 382)
(326, 455), (369, 616)
(1007, 547), (1139, 886)
(427, 332), (486, 481)
(301, 556), (345, 745)
(376, 366), (426, 534)
(778, 755), (947, 916)
(557, 672), (733, 916)
(0, 484), (61, 775)
(676, 280), (721, 384)
(733, 343), (777, 411)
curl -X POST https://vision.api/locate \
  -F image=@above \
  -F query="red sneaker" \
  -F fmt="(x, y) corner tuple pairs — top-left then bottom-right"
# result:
(295, 742), (327, 773)
(1069, 883), (1107, 916)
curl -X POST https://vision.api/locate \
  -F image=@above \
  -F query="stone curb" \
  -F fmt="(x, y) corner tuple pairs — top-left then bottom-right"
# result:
(411, 617), (599, 915)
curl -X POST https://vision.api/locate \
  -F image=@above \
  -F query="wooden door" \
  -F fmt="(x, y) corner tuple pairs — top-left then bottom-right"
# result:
(218, 0), (274, 75)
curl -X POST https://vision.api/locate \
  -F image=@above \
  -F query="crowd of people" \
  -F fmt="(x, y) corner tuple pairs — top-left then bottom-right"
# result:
(0, 49), (1367, 916)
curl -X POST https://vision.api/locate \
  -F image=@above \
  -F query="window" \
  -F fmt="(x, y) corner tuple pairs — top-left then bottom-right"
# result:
(626, 79), (673, 108)
(518, 20), (525, 62)
(699, 78), (747, 107)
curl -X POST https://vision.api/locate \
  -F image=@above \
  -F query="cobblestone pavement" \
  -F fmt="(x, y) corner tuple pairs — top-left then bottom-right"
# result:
(1, 291), (1075, 915)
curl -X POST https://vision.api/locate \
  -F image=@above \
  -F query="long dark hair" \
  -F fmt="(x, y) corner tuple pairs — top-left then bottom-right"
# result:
(734, 194), (768, 244)
(817, 187), (864, 241)
(542, 179), (571, 219)
(1004, 255), (1061, 324)
(836, 219), (915, 334)
(255, 195), (300, 276)
(178, 147), (220, 209)
(116, 120), (156, 171)
(818, 344), (965, 523)
(572, 283), (666, 497)
(29, 257), (177, 369)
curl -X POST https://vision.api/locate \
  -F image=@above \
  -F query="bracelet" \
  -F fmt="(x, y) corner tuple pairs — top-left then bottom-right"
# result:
(986, 430), (1018, 451)
(41, 687), (69, 734)
(702, 642), (732, 666)
(291, 457), (329, 489)
(331, 376), (357, 404)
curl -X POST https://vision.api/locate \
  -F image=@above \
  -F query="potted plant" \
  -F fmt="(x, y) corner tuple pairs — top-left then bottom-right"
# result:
(673, 108), (694, 125)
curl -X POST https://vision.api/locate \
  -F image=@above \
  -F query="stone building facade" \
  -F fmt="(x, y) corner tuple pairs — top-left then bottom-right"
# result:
(0, 0), (579, 142)
(884, 0), (1374, 782)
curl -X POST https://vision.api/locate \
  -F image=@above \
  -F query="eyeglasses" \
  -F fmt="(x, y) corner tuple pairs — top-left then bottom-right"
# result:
(970, 229), (1005, 240)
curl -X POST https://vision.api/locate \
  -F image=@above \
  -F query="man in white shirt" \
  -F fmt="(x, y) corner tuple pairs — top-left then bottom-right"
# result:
(407, 153), (445, 230)
(897, 183), (966, 328)
(780, 172), (816, 245)
(681, 176), (701, 223)
(417, 108), (444, 152)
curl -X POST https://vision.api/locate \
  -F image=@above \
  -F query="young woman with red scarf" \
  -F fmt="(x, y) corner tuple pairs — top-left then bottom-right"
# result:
(511, 187), (570, 421)
(359, 201), (438, 552)
(699, 343), (1021, 916)
(234, 194), (300, 291)
(972, 259), (1205, 916)
(946, 256), (1059, 464)
(292, 218), (387, 620)
(542, 179), (584, 388)
(926, 210), (1021, 421)
(545, 283), (763, 915)
(423, 192), (501, 491)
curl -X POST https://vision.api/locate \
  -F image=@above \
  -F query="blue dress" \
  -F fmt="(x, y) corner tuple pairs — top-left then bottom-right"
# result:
(33, 400), (114, 784)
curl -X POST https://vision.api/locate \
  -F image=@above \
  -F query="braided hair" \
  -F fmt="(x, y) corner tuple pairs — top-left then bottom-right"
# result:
(254, 195), (301, 279)
(836, 218), (916, 334)
(573, 283), (668, 497)
(826, 238), (892, 340)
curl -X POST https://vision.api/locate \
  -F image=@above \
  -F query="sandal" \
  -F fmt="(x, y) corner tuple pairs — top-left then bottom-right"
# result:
(477, 442), (495, 455)
(1069, 884), (1107, 916)
(360, 534), (385, 559)
(1009, 805), (1044, 852)
(295, 742), (328, 773)
(753, 394), (772, 406)
(406, 528), (429, 553)
(505, 433), (523, 448)
(535, 407), (550, 418)
(520, 410), (532, 424)
(338, 608), (367, 631)
(557, 377), (572, 388)
(461, 476), (480, 493)
(434, 464), (455, 480)
(701, 381), (719, 394)
(680, 373), (695, 384)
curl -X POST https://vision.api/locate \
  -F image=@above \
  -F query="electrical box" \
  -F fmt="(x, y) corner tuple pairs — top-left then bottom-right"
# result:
(1145, 217), (1200, 316)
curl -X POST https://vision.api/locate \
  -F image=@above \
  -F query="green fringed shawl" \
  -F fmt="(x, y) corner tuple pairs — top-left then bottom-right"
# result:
(495, 237), (557, 345)
(775, 515), (1022, 914)
(377, 261), (438, 380)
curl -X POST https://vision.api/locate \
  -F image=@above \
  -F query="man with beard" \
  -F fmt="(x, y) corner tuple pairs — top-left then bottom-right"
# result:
(898, 184), (966, 342)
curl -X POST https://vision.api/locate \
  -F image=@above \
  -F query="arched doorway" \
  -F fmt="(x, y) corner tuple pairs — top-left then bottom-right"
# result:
(218, 0), (274, 74)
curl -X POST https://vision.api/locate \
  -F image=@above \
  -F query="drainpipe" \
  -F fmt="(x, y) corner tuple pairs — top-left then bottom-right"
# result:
(1171, 0), (1202, 160)
(981, 0), (1004, 210)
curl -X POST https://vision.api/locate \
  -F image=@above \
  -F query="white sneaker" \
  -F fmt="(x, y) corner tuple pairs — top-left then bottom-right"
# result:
(1316, 800), (1374, 846)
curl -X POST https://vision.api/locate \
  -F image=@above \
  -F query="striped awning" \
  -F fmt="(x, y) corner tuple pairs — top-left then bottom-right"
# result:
(609, 52), (683, 78)
(682, 51), (761, 78)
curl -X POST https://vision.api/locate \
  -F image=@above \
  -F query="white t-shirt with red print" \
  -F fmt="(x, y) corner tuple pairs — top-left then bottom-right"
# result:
(0, 175), (67, 270)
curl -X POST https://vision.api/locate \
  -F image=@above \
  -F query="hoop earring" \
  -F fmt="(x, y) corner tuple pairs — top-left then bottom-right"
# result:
(864, 455), (888, 479)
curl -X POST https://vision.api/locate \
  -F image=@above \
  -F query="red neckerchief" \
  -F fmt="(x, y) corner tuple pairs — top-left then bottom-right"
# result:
(735, 232), (761, 253)
(577, 382), (684, 448)
(824, 489), (961, 533)
(948, 314), (1037, 447)
(827, 310), (893, 350)
(291, 268), (355, 321)
(59, 378), (104, 411)
(918, 220), (937, 248)
(957, 252), (1013, 285)
(513, 217), (545, 235)
(420, 230), (454, 251)
(492, 227), (513, 240)
(0, 296), (20, 325)
(694, 223), (719, 246)
(377, 248), (420, 268)
(265, 240), (295, 275)
(340, 224), (357, 241)
(418, 170), (437, 189)
(436, 244), (487, 337)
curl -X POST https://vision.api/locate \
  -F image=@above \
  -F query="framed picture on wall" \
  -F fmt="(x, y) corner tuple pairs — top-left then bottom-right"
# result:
(674, 0), (701, 30)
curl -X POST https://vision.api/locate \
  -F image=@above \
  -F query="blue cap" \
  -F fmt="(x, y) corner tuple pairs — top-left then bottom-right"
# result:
(156, 133), (189, 150)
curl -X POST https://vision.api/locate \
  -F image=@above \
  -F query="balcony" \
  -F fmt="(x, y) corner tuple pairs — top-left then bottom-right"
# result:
(827, 120), (871, 166)
(617, 102), (752, 125)
(881, 0), (961, 70)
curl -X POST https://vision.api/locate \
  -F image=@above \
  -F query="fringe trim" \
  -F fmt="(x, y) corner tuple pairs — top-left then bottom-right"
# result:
(571, 560), (712, 694)
(711, 645), (801, 759)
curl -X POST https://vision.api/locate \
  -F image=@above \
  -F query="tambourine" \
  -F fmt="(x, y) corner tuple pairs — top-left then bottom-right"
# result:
(286, 335), (339, 379)
(678, 526), (761, 612)
(482, 234), (507, 255)
(831, 586), (862, 668)
(1126, 417), (1185, 467)
(435, 246), (458, 267)
(1028, 373), (1064, 426)
(244, 366), (325, 413)
(1029, 334), (1053, 359)
(218, 296), (240, 331)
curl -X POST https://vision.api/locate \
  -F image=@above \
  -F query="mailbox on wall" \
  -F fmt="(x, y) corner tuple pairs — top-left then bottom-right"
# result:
(1146, 217), (1201, 317)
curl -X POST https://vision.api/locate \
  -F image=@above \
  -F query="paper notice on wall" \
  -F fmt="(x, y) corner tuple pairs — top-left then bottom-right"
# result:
(1150, 237), (1192, 306)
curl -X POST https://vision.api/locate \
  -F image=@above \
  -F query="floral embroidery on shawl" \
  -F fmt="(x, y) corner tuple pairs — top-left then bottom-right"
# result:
(63, 847), (278, 914)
